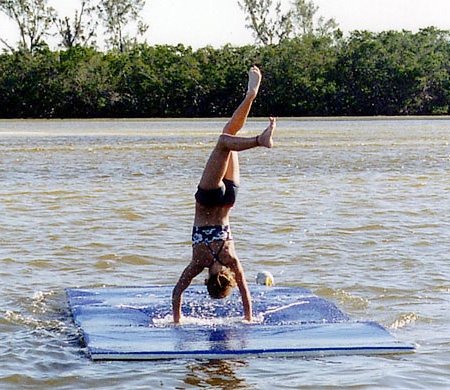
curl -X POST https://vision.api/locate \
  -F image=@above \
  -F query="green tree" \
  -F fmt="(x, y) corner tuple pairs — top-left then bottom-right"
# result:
(0, 0), (56, 52)
(258, 35), (338, 116)
(0, 46), (61, 117)
(333, 29), (450, 115)
(333, 30), (409, 115)
(56, 47), (115, 117)
(97, 0), (148, 52)
(194, 44), (259, 116)
(406, 28), (450, 114)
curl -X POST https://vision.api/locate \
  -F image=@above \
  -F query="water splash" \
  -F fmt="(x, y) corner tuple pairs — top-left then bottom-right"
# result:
(152, 314), (256, 327)
(334, 289), (370, 310)
(390, 312), (419, 329)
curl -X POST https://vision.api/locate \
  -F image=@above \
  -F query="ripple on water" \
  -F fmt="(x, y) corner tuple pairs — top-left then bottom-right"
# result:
(1, 119), (450, 389)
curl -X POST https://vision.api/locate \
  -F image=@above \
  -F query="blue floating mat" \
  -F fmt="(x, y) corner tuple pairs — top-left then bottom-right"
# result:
(66, 285), (414, 360)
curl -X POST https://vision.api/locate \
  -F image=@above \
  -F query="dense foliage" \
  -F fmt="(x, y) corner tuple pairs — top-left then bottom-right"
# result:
(1, 27), (450, 118)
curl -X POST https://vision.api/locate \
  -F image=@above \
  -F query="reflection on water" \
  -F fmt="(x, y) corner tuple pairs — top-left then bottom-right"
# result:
(185, 359), (248, 390)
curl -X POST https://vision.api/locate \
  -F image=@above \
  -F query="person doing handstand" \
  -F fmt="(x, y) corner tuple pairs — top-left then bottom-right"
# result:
(172, 66), (276, 324)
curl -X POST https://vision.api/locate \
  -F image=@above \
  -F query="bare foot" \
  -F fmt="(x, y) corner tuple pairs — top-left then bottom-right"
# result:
(257, 117), (276, 148)
(247, 66), (262, 99)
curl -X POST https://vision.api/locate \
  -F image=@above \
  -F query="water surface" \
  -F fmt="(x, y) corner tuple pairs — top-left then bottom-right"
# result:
(1, 118), (449, 389)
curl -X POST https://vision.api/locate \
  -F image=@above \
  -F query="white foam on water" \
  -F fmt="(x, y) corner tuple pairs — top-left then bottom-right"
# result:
(152, 314), (264, 327)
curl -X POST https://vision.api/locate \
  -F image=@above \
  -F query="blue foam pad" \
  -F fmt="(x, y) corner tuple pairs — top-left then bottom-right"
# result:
(66, 285), (414, 360)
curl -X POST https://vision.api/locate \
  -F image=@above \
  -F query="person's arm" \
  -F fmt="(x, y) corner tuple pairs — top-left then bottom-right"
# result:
(230, 259), (252, 322)
(172, 262), (203, 324)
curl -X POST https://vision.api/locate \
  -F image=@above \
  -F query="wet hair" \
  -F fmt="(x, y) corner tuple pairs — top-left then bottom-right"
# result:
(206, 267), (237, 299)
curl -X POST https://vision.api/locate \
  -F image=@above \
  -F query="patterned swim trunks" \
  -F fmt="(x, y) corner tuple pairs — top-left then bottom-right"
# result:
(192, 225), (233, 246)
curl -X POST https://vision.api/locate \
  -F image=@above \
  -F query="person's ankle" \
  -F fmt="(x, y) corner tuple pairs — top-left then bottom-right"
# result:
(246, 90), (257, 100)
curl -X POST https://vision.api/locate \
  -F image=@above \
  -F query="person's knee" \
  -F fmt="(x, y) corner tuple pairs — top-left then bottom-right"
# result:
(217, 134), (229, 150)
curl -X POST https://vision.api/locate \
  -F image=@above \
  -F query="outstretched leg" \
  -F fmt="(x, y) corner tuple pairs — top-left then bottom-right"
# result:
(222, 66), (261, 185)
(223, 66), (262, 136)
(198, 118), (276, 190)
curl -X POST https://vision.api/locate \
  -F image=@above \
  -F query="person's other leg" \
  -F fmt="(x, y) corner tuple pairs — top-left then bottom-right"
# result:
(197, 136), (254, 190)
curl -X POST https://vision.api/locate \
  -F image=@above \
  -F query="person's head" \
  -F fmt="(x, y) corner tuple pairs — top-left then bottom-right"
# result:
(206, 267), (237, 299)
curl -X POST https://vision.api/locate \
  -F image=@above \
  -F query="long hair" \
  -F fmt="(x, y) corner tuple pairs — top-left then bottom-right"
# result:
(206, 267), (237, 299)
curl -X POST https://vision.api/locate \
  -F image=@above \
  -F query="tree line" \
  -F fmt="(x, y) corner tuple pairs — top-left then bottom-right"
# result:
(1, 27), (450, 118)
(1, 0), (449, 118)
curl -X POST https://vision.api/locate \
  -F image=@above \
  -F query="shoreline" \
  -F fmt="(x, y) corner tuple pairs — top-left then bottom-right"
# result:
(1, 115), (450, 123)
